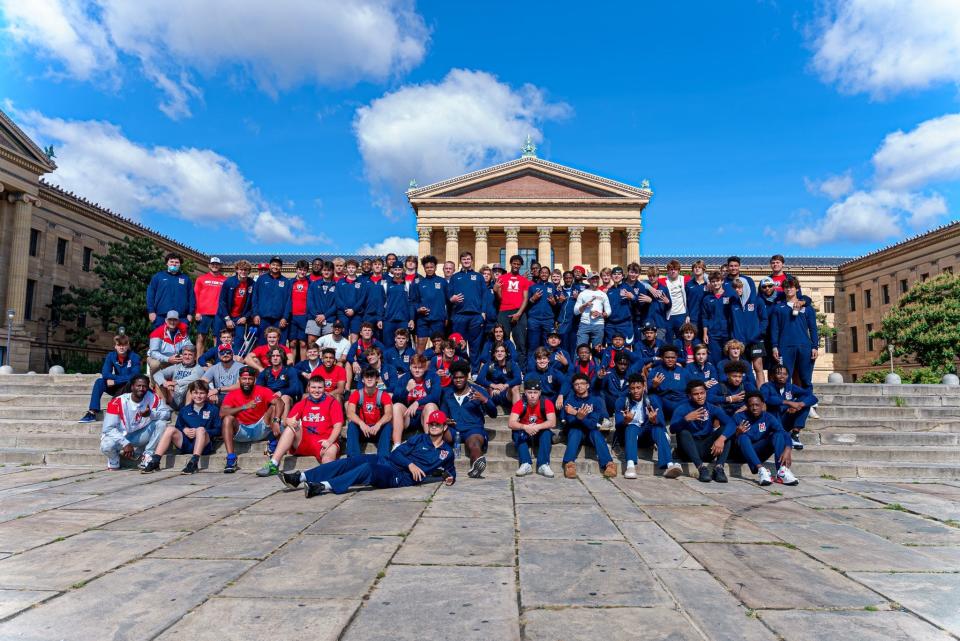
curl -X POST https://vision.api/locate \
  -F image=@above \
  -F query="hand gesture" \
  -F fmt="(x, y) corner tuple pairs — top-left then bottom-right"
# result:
(645, 405), (659, 422)
(685, 407), (709, 422)
(651, 372), (665, 388)
(408, 463), (425, 482)
(710, 435), (726, 457)
(736, 420), (750, 435)
(621, 408), (635, 424)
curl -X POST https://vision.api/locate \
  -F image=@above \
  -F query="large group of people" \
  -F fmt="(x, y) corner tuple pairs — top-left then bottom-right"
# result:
(85, 250), (820, 496)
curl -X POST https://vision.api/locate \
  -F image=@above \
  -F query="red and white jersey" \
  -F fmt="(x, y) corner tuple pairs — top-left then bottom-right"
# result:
(194, 272), (227, 315)
(103, 392), (170, 435)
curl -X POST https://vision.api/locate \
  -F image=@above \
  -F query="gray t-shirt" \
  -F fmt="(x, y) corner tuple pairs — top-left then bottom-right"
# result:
(203, 361), (244, 390)
(153, 363), (204, 408)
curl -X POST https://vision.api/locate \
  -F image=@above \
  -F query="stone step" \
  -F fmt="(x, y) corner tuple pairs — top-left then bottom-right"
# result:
(0, 406), (101, 420)
(816, 393), (960, 407)
(815, 405), (960, 419)
(0, 419), (103, 435)
(812, 431), (960, 446)
(807, 417), (960, 432)
(0, 447), (46, 465)
(800, 445), (960, 464)
(0, 394), (93, 409)
(816, 383), (960, 397)
(0, 384), (97, 395)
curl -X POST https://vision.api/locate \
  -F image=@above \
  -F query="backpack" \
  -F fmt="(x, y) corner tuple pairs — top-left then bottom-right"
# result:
(518, 397), (547, 423)
(358, 388), (385, 411)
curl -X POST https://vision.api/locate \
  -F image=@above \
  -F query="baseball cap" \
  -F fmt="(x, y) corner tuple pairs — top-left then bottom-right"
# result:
(641, 321), (657, 332)
(257, 262), (269, 270)
(209, 256), (222, 264)
(491, 263), (505, 272)
(218, 344), (233, 353)
(611, 266), (624, 274)
(269, 256), (283, 265)
(238, 365), (257, 377)
(449, 332), (465, 343)
(427, 410), (448, 425)
(524, 379), (541, 391)
(572, 265), (586, 273)
(759, 276), (775, 287)
(587, 272), (600, 281)
(165, 310), (180, 320)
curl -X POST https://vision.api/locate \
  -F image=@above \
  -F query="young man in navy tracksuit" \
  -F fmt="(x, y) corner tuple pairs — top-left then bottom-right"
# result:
(448, 252), (488, 358)
(685, 260), (709, 332)
(671, 379), (735, 483)
(734, 391), (799, 486)
(146, 252), (195, 327)
(557, 271), (587, 358)
(79, 334), (141, 423)
(561, 373), (617, 479)
(411, 256), (449, 354)
(335, 259), (367, 341)
(728, 277), (768, 386)
(252, 257), (291, 345)
(761, 364), (818, 450)
(600, 353), (633, 415)
(708, 360), (756, 418)
(525, 266), (560, 353)
(382, 265), (416, 344)
(769, 277), (819, 389)
(440, 361), (497, 479)
(361, 259), (387, 338)
(700, 271), (731, 366)
(605, 266), (637, 344)
(284, 409), (456, 497)
(684, 344), (718, 389)
(616, 374), (683, 479)
(524, 347), (566, 409)
(216, 260), (253, 335)
(384, 328), (416, 375)
(647, 345), (689, 423)
(306, 263), (337, 346)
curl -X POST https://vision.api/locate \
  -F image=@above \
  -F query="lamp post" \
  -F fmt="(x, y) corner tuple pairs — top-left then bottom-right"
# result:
(888, 343), (895, 374)
(885, 342), (901, 384)
(5, 309), (14, 367)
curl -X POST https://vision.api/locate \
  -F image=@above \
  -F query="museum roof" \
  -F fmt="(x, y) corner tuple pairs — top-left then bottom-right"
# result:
(837, 219), (960, 268)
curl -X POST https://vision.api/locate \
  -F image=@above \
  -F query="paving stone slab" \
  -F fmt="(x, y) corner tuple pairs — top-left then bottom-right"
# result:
(0, 467), (95, 492)
(242, 486), (349, 514)
(514, 476), (595, 503)
(824, 480), (911, 494)
(518, 503), (623, 540)
(0, 509), (118, 553)
(223, 534), (400, 599)
(346, 482), (440, 502)
(611, 478), (718, 506)
(156, 596), (361, 641)
(519, 540), (671, 608)
(102, 497), (255, 532)
(618, 520), (703, 569)
(715, 495), (832, 525)
(679, 476), (771, 497)
(522, 606), (702, 641)
(892, 483), (960, 499)
(424, 479), (513, 518)
(48, 469), (179, 495)
(795, 492), (883, 509)
(61, 482), (207, 513)
(760, 609), (954, 641)
(189, 476), (283, 499)
(823, 508), (960, 545)
(0, 492), (97, 523)
(0, 529), (182, 590)
(657, 569), (776, 641)
(580, 475), (650, 519)
(0, 589), (58, 620)
(394, 517), (514, 566)
(150, 512), (318, 560)
(849, 573), (960, 637)
(307, 498), (425, 535)
(0, 558), (253, 641)
(684, 542), (885, 610)
(342, 565), (519, 641)
(861, 492), (960, 522)
(643, 505), (780, 543)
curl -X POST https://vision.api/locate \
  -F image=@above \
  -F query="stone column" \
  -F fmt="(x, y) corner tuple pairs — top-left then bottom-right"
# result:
(597, 226), (613, 270)
(444, 226), (460, 264)
(5, 193), (36, 329)
(504, 226), (520, 262)
(537, 226), (553, 268)
(473, 226), (489, 266)
(417, 226), (433, 259)
(625, 228), (640, 265)
(568, 226), (583, 268)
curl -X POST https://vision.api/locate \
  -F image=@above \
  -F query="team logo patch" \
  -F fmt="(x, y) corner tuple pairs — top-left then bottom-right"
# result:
(758, 422), (767, 433)
(674, 373), (681, 380)
(747, 303), (755, 311)
(507, 280), (519, 293)
(202, 411), (210, 419)
(435, 282), (441, 289)
(237, 287), (247, 296)
(364, 402), (374, 412)
(470, 274), (476, 280)
(278, 281), (285, 288)
(785, 392), (793, 400)
(439, 449), (448, 460)
(354, 283), (361, 289)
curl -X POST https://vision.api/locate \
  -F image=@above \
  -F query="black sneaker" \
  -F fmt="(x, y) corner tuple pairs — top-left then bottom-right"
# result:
(77, 410), (98, 424)
(140, 455), (160, 474)
(280, 471), (302, 489)
(712, 465), (728, 483)
(304, 482), (325, 498)
(468, 455), (487, 479)
(791, 431), (804, 450)
(223, 455), (239, 474)
(697, 465), (711, 483)
(181, 458), (199, 475)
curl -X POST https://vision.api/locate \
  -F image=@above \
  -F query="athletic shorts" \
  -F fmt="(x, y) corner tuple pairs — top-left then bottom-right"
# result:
(292, 433), (340, 460)
(234, 418), (271, 442)
(177, 432), (215, 455)
(289, 314), (308, 341)
(456, 428), (489, 451)
(416, 318), (446, 339)
(747, 342), (766, 359)
(196, 315), (216, 335)
(337, 314), (363, 335)
(305, 319), (333, 337)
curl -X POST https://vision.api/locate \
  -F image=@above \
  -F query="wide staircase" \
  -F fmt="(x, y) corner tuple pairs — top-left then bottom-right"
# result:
(0, 375), (958, 480)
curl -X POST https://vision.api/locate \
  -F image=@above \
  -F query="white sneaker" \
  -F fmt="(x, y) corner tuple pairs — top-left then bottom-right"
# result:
(516, 462), (533, 477)
(623, 461), (637, 479)
(757, 467), (772, 486)
(537, 464), (555, 478)
(808, 406), (820, 419)
(599, 418), (613, 430)
(776, 465), (799, 486)
(137, 454), (150, 470)
(664, 462), (682, 479)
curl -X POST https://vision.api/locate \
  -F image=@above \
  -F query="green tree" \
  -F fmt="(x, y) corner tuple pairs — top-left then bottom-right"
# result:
(870, 273), (960, 375)
(816, 311), (835, 349)
(51, 236), (195, 354)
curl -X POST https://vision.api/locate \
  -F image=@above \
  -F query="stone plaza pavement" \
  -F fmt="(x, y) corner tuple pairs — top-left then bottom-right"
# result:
(0, 466), (958, 640)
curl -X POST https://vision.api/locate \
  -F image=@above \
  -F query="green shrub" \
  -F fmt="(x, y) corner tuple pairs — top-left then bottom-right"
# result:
(857, 367), (942, 384)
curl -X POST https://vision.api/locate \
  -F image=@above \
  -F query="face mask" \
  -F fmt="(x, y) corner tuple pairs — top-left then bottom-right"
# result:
(168, 265), (180, 274)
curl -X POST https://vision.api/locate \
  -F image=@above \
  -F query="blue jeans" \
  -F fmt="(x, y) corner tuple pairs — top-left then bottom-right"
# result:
(624, 423), (672, 468)
(303, 454), (410, 494)
(576, 323), (604, 349)
(562, 426), (612, 468)
(737, 431), (789, 473)
(89, 378), (124, 411)
(345, 422), (393, 458)
(513, 429), (553, 467)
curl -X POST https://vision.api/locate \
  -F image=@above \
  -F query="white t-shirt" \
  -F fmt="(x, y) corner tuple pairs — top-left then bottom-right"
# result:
(317, 334), (350, 361)
(666, 277), (686, 317)
(576, 289), (611, 326)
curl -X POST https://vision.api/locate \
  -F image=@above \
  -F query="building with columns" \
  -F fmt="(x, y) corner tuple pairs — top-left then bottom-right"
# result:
(407, 142), (651, 271)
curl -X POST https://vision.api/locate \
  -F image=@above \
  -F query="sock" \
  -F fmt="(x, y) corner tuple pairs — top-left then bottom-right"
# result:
(299, 472), (307, 483)
(270, 458), (279, 466)
(190, 454), (199, 462)
(321, 481), (332, 491)
(226, 453), (237, 463)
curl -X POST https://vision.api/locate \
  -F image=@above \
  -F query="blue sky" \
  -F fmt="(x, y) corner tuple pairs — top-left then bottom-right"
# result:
(2, 0), (959, 258)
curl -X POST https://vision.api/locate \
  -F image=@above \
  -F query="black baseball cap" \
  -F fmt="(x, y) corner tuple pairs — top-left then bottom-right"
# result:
(524, 380), (541, 391)
(269, 256), (283, 265)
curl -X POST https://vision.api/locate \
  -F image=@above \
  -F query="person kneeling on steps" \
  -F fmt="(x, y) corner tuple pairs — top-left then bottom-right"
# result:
(735, 391), (799, 486)
(670, 379), (735, 483)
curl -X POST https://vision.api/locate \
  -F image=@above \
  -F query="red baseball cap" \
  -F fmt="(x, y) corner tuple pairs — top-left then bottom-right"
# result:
(448, 333), (464, 343)
(257, 262), (269, 270)
(427, 410), (448, 425)
(573, 265), (585, 274)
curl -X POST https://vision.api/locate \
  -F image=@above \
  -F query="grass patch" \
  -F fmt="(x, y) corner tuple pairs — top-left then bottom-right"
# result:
(943, 520), (959, 528)
(376, 571), (386, 579)
(864, 605), (878, 612)
(885, 503), (908, 512)
(893, 397), (906, 408)
(70, 581), (89, 590)
(770, 490), (783, 496)
(820, 474), (839, 481)
(53, 537), (66, 543)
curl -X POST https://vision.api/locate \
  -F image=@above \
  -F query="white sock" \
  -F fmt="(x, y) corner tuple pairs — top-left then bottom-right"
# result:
(321, 481), (332, 491)
(299, 472), (307, 483)
(271, 457), (279, 466)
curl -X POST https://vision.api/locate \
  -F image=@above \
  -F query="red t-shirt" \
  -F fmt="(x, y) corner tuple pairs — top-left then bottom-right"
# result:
(194, 272), (227, 315)
(770, 273), (787, 292)
(230, 281), (251, 317)
(310, 364), (347, 394)
(290, 277), (310, 316)
(252, 344), (291, 368)
(309, 273), (324, 282)
(222, 386), (276, 425)
(404, 273), (417, 282)
(289, 394), (344, 441)
(497, 274), (531, 311)
(348, 388), (393, 425)
(511, 398), (556, 425)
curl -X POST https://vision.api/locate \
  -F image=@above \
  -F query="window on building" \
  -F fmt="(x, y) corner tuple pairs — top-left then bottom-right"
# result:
(921, 272), (929, 282)
(865, 289), (872, 309)
(850, 326), (858, 353)
(945, 266), (954, 275)
(51, 285), (64, 323)
(823, 296), (835, 314)
(866, 323), (874, 352)
(24, 279), (36, 321)
(56, 238), (68, 265)
(823, 334), (838, 354)
(881, 284), (890, 305)
(899, 278), (908, 294)
(82, 247), (93, 272)
(29, 229), (40, 257)
(498, 248), (554, 271)
(848, 293), (856, 312)
(77, 312), (86, 329)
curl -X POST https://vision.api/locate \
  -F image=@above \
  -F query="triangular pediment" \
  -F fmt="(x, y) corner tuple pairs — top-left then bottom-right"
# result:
(0, 108), (57, 173)
(436, 169), (621, 199)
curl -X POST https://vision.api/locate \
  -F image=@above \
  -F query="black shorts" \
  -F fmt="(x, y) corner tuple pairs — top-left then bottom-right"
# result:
(747, 343), (766, 359)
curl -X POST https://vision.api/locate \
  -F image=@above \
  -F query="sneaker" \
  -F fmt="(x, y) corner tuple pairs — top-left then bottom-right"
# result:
(223, 454), (239, 474)
(697, 465), (711, 483)
(78, 411), (98, 423)
(467, 456), (487, 479)
(757, 467), (773, 486)
(256, 461), (280, 477)
(563, 461), (578, 479)
(264, 437), (278, 456)
(537, 464), (555, 478)
(712, 465), (728, 483)
(664, 462), (682, 479)
(551, 432), (561, 444)
(279, 471), (302, 489)
(808, 406), (820, 420)
(791, 431), (804, 450)
(776, 465), (799, 486)
(140, 455), (160, 474)
(304, 482), (325, 498)
(603, 461), (618, 478)
(599, 418), (613, 430)
(623, 461), (637, 479)
(515, 462), (533, 477)
(181, 458), (199, 475)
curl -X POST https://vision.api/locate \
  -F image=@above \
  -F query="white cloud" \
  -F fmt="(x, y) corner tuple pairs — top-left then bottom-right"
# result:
(790, 189), (947, 247)
(803, 172), (854, 199)
(872, 113), (960, 191)
(354, 68), (571, 217)
(810, 0), (960, 98)
(1, 0), (429, 119)
(356, 236), (419, 256)
(13, 106), (322, 246)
